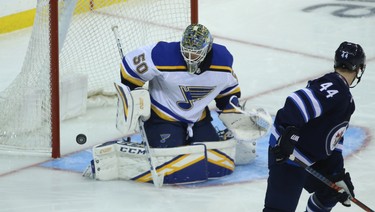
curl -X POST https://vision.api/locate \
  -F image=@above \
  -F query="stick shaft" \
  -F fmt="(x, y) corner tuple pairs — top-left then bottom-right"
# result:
(111, 26), (164, 187)
(111, 25), (125, 59)
(139, 119), (164, 187)
(289, 155), (374, 212)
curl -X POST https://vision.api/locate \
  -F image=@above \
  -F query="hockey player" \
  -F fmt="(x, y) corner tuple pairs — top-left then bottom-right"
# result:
(120, 23), (270, 150)
(263, 41), (366, 211)
(83, 24), (272, 185)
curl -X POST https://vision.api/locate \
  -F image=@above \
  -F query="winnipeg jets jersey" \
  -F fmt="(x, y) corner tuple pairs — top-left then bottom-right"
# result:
(270, 72), (355, 166)
(120, 41), (240, 124)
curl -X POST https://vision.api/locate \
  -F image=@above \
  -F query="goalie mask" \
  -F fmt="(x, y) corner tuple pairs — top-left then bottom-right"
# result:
(180, 24), (213, 74)
(334, 41), (366, 88)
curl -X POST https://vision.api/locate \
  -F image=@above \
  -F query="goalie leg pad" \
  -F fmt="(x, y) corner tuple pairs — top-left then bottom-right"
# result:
(195, 139), (236, 179)
(147, 145), (208, 184)
(217, 129), (257, 165)
(87, 140), (238, 183)
(235, 139), (257, 165)
(89, 140), (209, 184)
(91, 140), (119, 180)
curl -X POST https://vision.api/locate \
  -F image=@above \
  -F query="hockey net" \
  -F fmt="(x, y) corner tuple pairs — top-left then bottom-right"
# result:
(0, 0), (197, 157)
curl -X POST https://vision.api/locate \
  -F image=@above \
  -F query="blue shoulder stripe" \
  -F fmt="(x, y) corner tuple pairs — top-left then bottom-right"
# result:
(211, 43), (233, 68)
(151, 41), (186, 67)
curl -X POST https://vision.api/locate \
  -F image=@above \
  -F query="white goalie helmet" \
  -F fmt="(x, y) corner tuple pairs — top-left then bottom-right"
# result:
(180, 24), (213, 74)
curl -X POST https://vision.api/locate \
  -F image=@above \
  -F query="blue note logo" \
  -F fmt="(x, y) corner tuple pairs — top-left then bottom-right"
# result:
(160, 134), (171, 143)
(177, 85), (215, 110)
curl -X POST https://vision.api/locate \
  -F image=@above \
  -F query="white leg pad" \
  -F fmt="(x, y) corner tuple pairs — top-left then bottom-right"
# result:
(91, 140), (209, 184)
(235, 139), (257, 165)
(92, 141), (119, 180)
(89, 139), (239, 183)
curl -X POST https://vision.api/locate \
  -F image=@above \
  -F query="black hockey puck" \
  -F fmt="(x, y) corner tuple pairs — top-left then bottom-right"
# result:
(76, 134), (87, 145)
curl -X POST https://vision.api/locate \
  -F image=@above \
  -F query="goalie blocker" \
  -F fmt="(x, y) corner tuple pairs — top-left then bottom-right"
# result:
(114, 82), (151, 135)
(83, 138), (236, 184)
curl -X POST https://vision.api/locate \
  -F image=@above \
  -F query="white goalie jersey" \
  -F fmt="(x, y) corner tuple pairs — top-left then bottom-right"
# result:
(120, 41), (240, 123)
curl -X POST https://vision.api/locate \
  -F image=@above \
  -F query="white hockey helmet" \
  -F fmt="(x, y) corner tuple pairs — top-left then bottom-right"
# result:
(180, 24), (213, 74)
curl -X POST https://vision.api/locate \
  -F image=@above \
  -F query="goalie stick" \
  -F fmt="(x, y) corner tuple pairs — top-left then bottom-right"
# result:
(111, 25), (126, 61)
(289, 155), (374, 212)
(138, 118), (164, 187)
(111, 25), (164, 187)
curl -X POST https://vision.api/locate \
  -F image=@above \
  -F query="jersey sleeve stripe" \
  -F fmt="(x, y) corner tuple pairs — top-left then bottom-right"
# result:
(289, 93), (309, 123)
(301, 88), (322, 118)
(120, 65), (145, 87)
(121, 58), (145, 81)
(269, 126), (280, 147)
(291, 148), (314, 166)
(217, 85), (240, 99)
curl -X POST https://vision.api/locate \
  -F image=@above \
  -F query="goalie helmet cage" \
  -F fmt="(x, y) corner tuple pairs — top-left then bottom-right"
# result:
(0, 0), (198, 158)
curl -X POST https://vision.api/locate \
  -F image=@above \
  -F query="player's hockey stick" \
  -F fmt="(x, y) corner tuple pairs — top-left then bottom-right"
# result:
(289, 155), (374, 212)
(111, 25), (164, 187)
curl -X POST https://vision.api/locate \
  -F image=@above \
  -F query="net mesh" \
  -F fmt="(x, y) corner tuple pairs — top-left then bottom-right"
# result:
(0, 0), (192, 154)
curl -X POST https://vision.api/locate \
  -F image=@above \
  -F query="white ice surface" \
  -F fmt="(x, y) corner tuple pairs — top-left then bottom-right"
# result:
(1, 0), (375, 211)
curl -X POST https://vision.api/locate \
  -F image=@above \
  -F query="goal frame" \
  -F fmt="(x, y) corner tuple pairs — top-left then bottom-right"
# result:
(49, 0), (198, 158)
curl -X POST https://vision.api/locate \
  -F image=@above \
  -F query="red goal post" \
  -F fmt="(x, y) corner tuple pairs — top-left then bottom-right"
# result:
(0, 0), (198, 158)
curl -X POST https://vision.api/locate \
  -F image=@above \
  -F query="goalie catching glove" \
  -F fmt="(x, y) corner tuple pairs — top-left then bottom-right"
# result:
(219, 96), (272, 141)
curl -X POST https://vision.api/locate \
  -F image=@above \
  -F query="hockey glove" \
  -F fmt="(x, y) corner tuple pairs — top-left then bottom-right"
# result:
(271, 126), (299, 163)
(219, 96), (272, 141)
(328, 171), (355, 207)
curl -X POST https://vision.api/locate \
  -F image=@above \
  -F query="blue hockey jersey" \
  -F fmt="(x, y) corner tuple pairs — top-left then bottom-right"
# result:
(270, 72), (355, 166)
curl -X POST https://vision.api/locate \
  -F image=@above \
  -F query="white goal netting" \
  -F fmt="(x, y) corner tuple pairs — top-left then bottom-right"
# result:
(0, 0), (193, 155)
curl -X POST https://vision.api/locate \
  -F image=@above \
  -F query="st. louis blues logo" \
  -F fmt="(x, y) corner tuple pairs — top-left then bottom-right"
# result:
(160, 134), (171, 143)
(177, 85), (215, 110)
